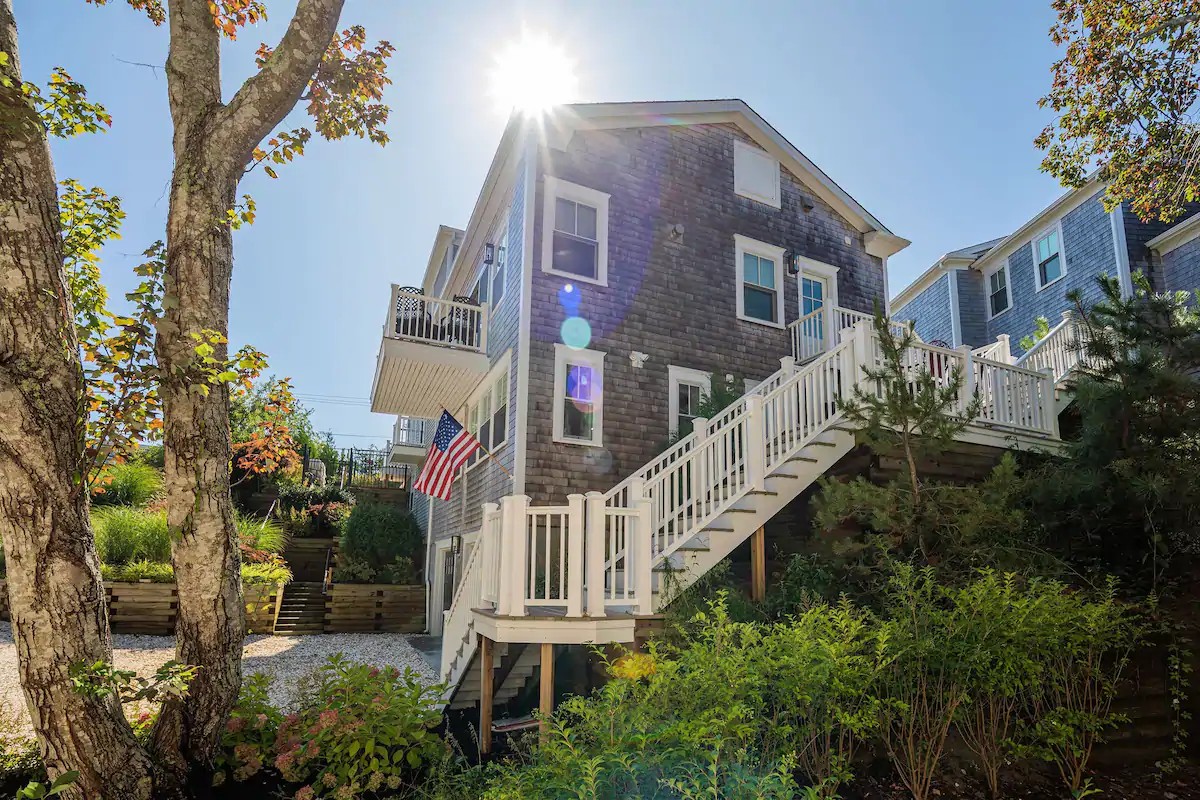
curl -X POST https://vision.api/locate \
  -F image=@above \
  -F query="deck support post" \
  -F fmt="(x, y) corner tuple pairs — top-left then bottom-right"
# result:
(539, 642), (555, 741)
(480, 635), (494, 755)
(750, 526), (766, 602)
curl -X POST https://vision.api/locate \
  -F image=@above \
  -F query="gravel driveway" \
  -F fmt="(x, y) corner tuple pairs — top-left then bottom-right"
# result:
(0, 623), (439, 734)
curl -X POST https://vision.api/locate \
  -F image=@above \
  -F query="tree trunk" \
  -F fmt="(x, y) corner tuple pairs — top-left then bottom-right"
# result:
(0, 2), (154, 797)
(150, 0), (346, 766)
(150, 163), (245, 768)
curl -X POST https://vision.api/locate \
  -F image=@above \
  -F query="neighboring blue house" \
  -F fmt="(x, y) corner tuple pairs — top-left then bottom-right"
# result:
(892, 178), (1200, 353)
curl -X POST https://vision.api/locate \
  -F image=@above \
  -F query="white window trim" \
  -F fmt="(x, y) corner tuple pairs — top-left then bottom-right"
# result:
(552, 343), (605, 447)
(668, 365), (712, 436)
(733, 139), (782, 209)
(489, 211), (510, 313)
(985, 262), (1013, 320)
(463, 354), (512, 472)
(1031, 221), (1067, 293)
(734, 234), (787, 329)
(541, 176), (610, 288)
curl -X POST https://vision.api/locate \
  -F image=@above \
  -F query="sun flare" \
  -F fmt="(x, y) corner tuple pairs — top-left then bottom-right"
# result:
(488, 30), (579, 116)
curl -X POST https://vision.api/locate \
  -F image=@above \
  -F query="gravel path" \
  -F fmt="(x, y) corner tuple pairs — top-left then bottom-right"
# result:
(0, 623), (439, 734)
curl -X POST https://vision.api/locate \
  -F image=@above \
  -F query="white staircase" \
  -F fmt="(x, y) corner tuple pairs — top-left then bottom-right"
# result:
(438, 315), (1069, 706)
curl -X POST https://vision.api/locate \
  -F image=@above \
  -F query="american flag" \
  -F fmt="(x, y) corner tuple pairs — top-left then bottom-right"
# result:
(412, 410), (481, 501)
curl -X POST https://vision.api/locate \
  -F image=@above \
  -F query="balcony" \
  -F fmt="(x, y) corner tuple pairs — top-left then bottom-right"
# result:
(370, 285), (491, 417)
(391, 416), (435, 465)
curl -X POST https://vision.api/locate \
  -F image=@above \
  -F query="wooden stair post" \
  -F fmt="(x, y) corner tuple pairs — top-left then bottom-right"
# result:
(539, 642), (555, 741)
(480, 635), (494, 755)
(750, 526), (766, 602)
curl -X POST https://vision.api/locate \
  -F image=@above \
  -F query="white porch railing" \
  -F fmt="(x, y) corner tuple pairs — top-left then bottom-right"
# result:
(385, 284), (489, 354)
(442, 319), (1064, 681)
(789, 305), (915, 363)
(1014, 311), (1085, 384)
(971, 335), (1012, 363)
(392, 416), (435, 449)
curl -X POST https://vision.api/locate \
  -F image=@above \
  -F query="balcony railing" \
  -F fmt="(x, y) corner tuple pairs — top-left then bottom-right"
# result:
(386, 285), (488, 354)
(392, 416), (435, 449)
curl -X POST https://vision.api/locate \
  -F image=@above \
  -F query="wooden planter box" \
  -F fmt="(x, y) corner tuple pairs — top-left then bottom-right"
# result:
(0, 579), (281, 636)
(324, 584), (425, 634)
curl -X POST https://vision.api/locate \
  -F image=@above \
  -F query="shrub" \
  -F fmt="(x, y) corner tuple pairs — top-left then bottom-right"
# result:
(92, 507), (172, 565)
(241, 562), (293, 585)
(100, 560), (175, 583)
(90, 463), (163, 507)
(274, 655), (444, 798)
(215, 673), (282, 786)
(337, 503), (422, 582)
(1014, 578), (1140, 795)
(875, 565), (969, 800)
(276, 484), (354, 538)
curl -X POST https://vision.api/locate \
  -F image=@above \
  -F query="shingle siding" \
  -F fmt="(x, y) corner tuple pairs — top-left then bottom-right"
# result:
(986, 190), (1113, 354)
(895, 273), (953, 345)
(1162, 236), (1200, 296)
(522, 123), (886, 504)
(1123, 202), (1200, 292)
(425, 157), (526, 576)
(956, 269), (988, 348)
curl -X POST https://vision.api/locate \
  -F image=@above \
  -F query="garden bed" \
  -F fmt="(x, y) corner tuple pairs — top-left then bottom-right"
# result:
(324, 583), (425, 633)
(0, 580), (281, 636)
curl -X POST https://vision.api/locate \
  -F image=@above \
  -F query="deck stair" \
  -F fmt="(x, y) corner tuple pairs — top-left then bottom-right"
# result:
(438, 312), (1083, 707)
(450, 643), (539, 710)
(273, 581), (327, 635)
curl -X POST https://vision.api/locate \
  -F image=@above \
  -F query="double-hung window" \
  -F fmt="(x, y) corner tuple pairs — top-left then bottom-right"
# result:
(490, 218), (508, 308)
(987, 265), (1010, 317)
(542, 177), (610, 286)
(734, 235), (786, 327)
(668, 365), (712, 437)
(1033, 226), (1064, 289)
(464, 361), (510, 468)
(553, 344), (605, 447)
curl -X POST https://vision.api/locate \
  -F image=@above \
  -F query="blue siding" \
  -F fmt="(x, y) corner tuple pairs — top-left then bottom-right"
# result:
(956, 269), (988, 347)
(986, 191), (1114, 353)
(1162, 235), (1200, 299)
(895, 272), (954, 345)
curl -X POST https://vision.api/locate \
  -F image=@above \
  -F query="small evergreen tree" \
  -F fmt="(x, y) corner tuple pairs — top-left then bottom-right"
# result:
(1034, 273), (1200, 589)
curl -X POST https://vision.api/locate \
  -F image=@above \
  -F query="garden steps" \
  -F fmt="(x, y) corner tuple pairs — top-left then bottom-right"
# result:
(273, 581), (328, 635)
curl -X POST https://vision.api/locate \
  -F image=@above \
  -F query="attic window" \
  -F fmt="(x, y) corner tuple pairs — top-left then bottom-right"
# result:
(733, 140), (781, 209)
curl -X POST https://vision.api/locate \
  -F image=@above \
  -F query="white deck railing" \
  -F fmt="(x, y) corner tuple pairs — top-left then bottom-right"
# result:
(392, 416), (435, 449)
(442, 319), (1064, 680)
(1014, 311), (1085, 384)
(789, 306), (915, 363)
(385, 285), (489, 354)
(971, 335), (1012, 363)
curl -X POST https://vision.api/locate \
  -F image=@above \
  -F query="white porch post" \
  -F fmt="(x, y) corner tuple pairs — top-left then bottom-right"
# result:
(480, 502), (499, 608)
(632, 478), (655, 615)
(497, 495), (529, 617)
(385, 283), (400, 337)
(744, 395), (766, 490)
(584, 492), (607, 618)
(565, 493), (585, 617)
(956, 344), (975, 418)
(1042, 367), (1060, 439)
(478, 301), (490, 353)
(995, 334), (1012, 364)
(778, 355), (796, 380)
(851, 320), (873, 387)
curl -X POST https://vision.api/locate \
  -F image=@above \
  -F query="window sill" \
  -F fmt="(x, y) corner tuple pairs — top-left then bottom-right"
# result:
(734, 190), (781, 210)
(543, 263), (608, 288)
(1035, 274), (1067, 294)
(553, 435), (604, 448)
(987, 306), (1012, 322)
(736, 312), (785, 330)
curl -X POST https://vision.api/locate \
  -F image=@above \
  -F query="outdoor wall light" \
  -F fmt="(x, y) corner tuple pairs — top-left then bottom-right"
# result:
(484, 243), (495, 265)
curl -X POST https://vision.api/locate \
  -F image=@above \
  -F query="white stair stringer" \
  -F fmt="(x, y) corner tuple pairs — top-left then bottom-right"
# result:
(648, 430), (855, 611)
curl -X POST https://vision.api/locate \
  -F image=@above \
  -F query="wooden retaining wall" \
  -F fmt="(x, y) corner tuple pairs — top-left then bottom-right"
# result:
(325, 584), (425, 634)
(0, 580), (280, 636)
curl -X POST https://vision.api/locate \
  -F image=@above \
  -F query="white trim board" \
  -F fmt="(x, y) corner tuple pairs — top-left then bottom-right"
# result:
(1146, 210), (1200, 257)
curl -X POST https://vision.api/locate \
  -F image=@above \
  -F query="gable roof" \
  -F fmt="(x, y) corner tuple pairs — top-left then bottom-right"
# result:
(547, 100), (907, 254)
(423, 99), (911, 292)
(891, 236), (1004, 311)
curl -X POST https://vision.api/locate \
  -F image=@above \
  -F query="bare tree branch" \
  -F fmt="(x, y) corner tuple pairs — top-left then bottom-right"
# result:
(213, 0), (344, 169)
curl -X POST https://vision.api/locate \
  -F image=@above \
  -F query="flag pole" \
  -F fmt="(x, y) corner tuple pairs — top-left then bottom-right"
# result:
(440, 406), (512, 478)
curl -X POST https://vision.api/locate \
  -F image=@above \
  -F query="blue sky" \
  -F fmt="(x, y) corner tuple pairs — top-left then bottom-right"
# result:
(15, 0), (1068, 449)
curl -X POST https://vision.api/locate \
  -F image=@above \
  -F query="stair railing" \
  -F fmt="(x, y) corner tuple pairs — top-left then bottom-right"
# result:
(1014, 310), (1083, 384)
